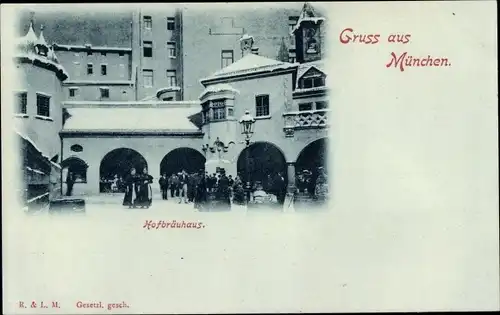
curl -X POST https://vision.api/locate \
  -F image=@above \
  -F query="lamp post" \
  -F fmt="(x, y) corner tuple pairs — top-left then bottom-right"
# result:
(238, 110), (256, 205)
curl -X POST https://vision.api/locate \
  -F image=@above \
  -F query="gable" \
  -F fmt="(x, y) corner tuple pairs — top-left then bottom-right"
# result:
(298, 66), (326, 81)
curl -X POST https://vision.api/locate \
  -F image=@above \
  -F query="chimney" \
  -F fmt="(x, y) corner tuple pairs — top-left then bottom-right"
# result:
(239, 34), (254, 57)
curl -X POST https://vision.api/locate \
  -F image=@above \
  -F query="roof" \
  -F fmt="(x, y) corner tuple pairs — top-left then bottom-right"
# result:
(16, 53), (70, 81)
(15, 129), (51, 160)
(296, 60), (326, 87)
(201, 53), (298, 83)
(52, 43), (132, 53)
(199, 83), (239, 99)
(63, 107), (202, 132)
(290, 2), (325, 35)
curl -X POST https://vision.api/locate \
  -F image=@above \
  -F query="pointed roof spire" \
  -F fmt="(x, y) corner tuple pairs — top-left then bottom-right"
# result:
(24, 20), (38, 43)
(290, 2), (325, 35)
(36, 24), (48, 46)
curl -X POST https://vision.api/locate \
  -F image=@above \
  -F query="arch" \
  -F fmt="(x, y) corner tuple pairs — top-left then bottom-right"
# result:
(295, 137), (328, 173)
(160, 148), (206, 176)
(99, 148), (147, 193)
(61, 156), (88, 183)
(237, 141), (287, 188)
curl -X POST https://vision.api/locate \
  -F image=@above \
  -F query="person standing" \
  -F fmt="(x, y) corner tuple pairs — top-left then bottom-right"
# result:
(123, 168), (139, 208)
(178, 170), (189, 204)
(159, 174), (168, 200)
(187, 173), (196, 203)
(272, 172), (286, 204)
(232, 175), (245, 205)
(137, 167), (153, 208)
(217, 170), (231, 210)
(194, 173), (208, 211)
(66, 170), (75, 196)
(314, 167), (328, 202)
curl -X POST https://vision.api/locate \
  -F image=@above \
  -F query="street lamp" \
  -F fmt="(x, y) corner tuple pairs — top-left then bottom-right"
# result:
(238, 110), (256, 204)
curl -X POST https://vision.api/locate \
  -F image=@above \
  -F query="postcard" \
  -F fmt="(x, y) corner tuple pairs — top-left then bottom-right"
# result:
(1, 2), (498, 314)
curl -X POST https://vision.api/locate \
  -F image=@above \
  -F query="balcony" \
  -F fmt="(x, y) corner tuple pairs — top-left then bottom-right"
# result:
(283, 109), (329, 137)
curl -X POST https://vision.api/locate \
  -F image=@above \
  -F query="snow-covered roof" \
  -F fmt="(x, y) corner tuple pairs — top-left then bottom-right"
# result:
(26, 166), (46, 175)
(202, 53), (298, 83)
(35, 29), (48, 47)
(290, 2), (325, 35)
(16, 52), (70, 81)
(199, 83), (240, 99)
(293, 86), (328, 94)
(52, 43), (132, 52)
(50, 161), (62, 169)
(15, 129), (50, 160)
(295, 60), (326, 88)
(63, 80), (133, 86)
(16, 23), (69, 81)
(156, 86), (181, 98)
(63, 107), (202, 132)
(18, 22), (38, 48)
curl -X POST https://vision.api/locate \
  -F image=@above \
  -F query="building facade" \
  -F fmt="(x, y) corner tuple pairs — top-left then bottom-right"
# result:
(13, 22), (67, 209)
(13, 3), (329, 205)
(53, 44), (135, 101)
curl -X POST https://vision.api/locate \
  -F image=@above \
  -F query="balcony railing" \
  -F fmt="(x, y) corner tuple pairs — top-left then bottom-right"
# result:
(283, 109), (329, 136)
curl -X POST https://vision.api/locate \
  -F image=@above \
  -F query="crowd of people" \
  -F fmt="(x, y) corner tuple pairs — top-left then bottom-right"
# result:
(296, 166), (328, 200)
(117, 166), (328, 210)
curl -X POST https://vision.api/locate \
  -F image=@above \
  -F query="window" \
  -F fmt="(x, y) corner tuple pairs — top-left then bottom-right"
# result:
(119, 52), (124, 57)
(201, 102), (210, 123)
(221, 50), (234, 68)
(166, 70), (176, 87)
(143, 41), (153, 57)
(211, 99), (226, 121)
(167, 17), (175, 31)
(315, 101), (328, 110)
(87, 63), (93, 75)
(36, 94), (50, 117)
(144, 16), (152, 29)
(299, 103), (313, 111)
(101, 64), (107, 76)
(227, 108), (234, 117)
(16, 92), (27, 114)
(301, 75), (325, 89)
(213, 107), (226, 120)
(119, 64), (125, 78)
(70, 144), (83, 153)
(101, 52), (107, 56)
(87, 50), (93, 56)
(167, 42), (176, 58)
(100, 87), (110, 99)
(69, 88), (78, 98)
(143, 69), (154, 87)
(255, 95), (270, 117)
(74, 61), (81, 76)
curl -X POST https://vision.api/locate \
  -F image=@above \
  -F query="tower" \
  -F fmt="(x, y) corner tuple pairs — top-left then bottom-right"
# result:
(291, 2), (325, 64)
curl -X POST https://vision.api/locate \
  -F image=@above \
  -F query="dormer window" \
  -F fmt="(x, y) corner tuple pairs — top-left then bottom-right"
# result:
(298, 67), (326, 89)
(36, 45), (48, 56)
(301, 75), (324, 89)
